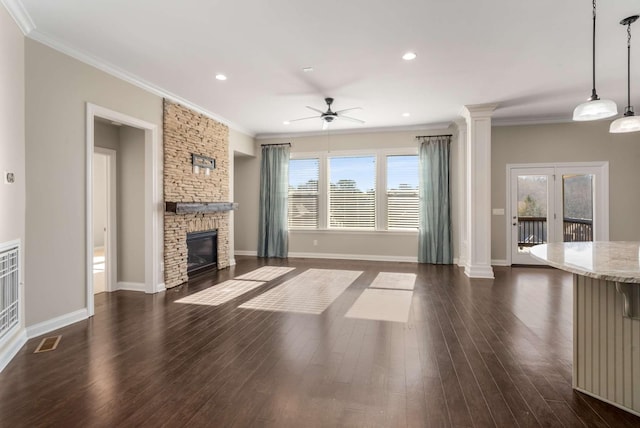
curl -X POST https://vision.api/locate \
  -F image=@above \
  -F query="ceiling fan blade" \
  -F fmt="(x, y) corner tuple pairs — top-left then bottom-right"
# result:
(322, 120), (329, 130)
(306, 106), (325, 114)
(337, 115), (365, 124)
(334, 107), (362, 114)
(289, 115), (321, 122)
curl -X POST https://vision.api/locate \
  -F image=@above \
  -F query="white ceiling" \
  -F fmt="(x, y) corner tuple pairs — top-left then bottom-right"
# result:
(13, 0), (640, 137)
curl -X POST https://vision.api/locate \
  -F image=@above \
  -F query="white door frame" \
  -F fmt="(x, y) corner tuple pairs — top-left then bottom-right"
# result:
(94, 148), (117, 293)
(506, 161), (609, 266)
(86, 103), (164, 317)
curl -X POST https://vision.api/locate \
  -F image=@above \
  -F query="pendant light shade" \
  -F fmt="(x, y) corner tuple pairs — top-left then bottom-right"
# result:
(610, 15), (640, 133)
(573, 99), (618, 121)
(573, 0), (618, 121)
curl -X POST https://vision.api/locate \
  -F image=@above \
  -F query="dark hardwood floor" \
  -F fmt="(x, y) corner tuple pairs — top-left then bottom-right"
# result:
(1, 257), (638, 427)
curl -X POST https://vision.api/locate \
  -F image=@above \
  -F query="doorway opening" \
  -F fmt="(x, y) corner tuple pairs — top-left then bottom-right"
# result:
(92, 149), (116, 294)
(507, 162), (609, 265)
(86, 104), (164, 317)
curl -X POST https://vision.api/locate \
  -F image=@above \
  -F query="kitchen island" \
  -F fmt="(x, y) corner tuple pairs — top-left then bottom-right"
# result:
(530, 242), (640, 416)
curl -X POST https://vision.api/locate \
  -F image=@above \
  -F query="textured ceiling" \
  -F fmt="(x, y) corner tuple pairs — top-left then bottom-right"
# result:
(16, 0), (640, 137)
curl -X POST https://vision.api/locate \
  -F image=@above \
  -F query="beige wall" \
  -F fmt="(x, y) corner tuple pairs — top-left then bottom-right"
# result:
(25, 39), (163, 325)
(491, 121), (640, 261)
(117, 126), (145, 283)
(0, 7), (25, 246)
(0, 5), (26, 359)
(235, 129), (456, 260)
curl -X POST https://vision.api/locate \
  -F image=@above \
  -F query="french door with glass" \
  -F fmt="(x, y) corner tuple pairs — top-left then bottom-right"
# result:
(508, 163), (608, 265)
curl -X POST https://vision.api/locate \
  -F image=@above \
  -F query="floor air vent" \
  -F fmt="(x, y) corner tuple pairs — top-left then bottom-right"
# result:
(34, 335), (61, 353)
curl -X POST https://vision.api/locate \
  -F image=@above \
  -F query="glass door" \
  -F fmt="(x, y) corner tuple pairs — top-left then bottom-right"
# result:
(508, 163), (607, 265)
(510, 168), (555, 264)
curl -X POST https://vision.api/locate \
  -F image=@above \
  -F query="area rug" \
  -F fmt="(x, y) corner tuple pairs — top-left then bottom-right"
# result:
(345, 289), (413, 323)
(238, 268), (362, 315)
(175, 280), (266, 306)
(234, 266), (295, 281)
(368, 272), (416, 290)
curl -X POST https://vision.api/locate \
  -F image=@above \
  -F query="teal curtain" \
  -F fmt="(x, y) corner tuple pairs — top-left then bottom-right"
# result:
(258, 145), (290, 258)
(418, 136), (452, 264)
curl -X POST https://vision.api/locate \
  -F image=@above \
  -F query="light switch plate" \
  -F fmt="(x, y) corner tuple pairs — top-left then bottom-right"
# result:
(4, 171), (15, 184)
(492, 208), (505, 215)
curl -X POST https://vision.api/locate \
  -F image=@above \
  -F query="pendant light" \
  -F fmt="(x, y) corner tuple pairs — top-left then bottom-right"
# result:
(610, 15), (640, 133)
(573, 0), (618, 121)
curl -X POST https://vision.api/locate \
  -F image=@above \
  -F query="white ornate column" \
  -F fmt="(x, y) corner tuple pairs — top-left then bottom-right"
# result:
(462, 104), (497, 279)
(452, 119), (468, 269)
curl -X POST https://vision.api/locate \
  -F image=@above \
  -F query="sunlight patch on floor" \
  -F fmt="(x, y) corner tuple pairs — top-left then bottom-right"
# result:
(368, 272), (416, 290)
(238, 268), (362, 315)
(345, 288), (413, 323)
(176, 280), (266, 306)
(234, 266), (295, 282)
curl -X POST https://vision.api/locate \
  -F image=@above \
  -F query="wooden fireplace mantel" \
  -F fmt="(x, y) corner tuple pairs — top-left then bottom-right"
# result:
(165, 202), (238, 214)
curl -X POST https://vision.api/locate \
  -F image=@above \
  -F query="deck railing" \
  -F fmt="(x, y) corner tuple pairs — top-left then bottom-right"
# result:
(518, 216), (593, 246)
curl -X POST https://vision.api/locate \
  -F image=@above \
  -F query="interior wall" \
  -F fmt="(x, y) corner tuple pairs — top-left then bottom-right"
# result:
(491, 121), (640, 261)
(25, 39), (163, 326)
(92, 153), (107, 247)
(0, 6), (25, 246)
(0, 4), (26, 356)
(117, 126), (145, 284)
(235, 128), (457, 261)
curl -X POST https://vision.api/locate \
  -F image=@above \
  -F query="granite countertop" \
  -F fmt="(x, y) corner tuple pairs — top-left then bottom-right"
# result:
(530, 241), (640, 283)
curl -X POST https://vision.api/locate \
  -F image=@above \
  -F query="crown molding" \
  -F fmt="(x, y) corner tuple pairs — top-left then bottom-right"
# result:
(26, 28), (255, 137)
(1, 0), (35, 35)
(255, 122), (453, 140)
(492, 116), (574, 127)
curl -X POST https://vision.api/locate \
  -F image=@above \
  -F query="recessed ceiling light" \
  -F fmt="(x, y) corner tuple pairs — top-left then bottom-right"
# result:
(215, 74), (227, 81)
(402, 52), (417, 61)
(302, 67), (314, 72)
(402, 112), (411, 117)
(283, 121), (290, 125)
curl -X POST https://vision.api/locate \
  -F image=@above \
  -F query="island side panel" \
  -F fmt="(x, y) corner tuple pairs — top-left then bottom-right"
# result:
(574, 275), (640, 415)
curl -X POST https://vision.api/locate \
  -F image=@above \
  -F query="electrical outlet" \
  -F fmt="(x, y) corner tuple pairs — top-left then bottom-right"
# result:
(4, 172), (15, 184)
(313, 240), (318, 246)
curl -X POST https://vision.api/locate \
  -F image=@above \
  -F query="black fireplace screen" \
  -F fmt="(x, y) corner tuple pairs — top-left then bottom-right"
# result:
(186, 230), (218, 276)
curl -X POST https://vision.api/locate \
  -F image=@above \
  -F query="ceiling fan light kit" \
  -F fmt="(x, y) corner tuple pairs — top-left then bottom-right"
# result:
(287, 97), (364, 130)
(573, 0), (618, 121)
(610, 15), (640, 133)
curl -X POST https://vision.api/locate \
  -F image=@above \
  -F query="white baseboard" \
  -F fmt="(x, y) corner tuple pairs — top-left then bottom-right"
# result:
(235, 250), (257, 256)
(26, 308), (88, 339)
(287, 251), (418, 263)
(491, 259), (509, 266)
(116, 282), (146, 292)
(154, 282), (166, 293)
(0, 328), (27, 373)
(464, 264), (496, 279)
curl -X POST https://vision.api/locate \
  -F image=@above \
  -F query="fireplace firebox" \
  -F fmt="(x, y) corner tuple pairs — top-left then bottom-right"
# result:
(186, 230), (218, 276)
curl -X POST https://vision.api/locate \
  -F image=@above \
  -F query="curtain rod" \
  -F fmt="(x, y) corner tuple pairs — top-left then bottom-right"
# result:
(260, 143), (291, 147)
(415, 134), (452, 139)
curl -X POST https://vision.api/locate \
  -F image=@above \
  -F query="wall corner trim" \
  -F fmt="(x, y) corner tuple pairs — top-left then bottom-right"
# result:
(0, 329), (27, 373)
(25, 308), (88, 340)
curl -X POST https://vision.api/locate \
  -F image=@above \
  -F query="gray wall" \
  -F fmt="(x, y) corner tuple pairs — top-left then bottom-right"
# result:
(92, 153), (107, 247)
(491, 121), (640, 261)
(94, 121), (145, 284)
(25, 39), (163, 326)
(235, 129), (456, 260)
(117, 126), (145, 284)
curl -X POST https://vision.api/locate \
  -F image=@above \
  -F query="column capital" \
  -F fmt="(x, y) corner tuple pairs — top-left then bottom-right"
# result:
(462, 103), (499, 119)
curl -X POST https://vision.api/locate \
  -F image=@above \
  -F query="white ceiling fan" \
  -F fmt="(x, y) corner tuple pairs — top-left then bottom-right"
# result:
(289, 97), (364, 130)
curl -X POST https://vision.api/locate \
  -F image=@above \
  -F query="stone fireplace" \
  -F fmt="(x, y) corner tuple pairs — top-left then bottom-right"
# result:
(163, 100), (232, 288)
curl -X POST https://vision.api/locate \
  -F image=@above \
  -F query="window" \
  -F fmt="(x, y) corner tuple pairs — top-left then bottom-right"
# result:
(288, 158), (319, 228)
(287, 149), (419, 231)
(386, 155), (419, 229)
(328, 156), (376, 229)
